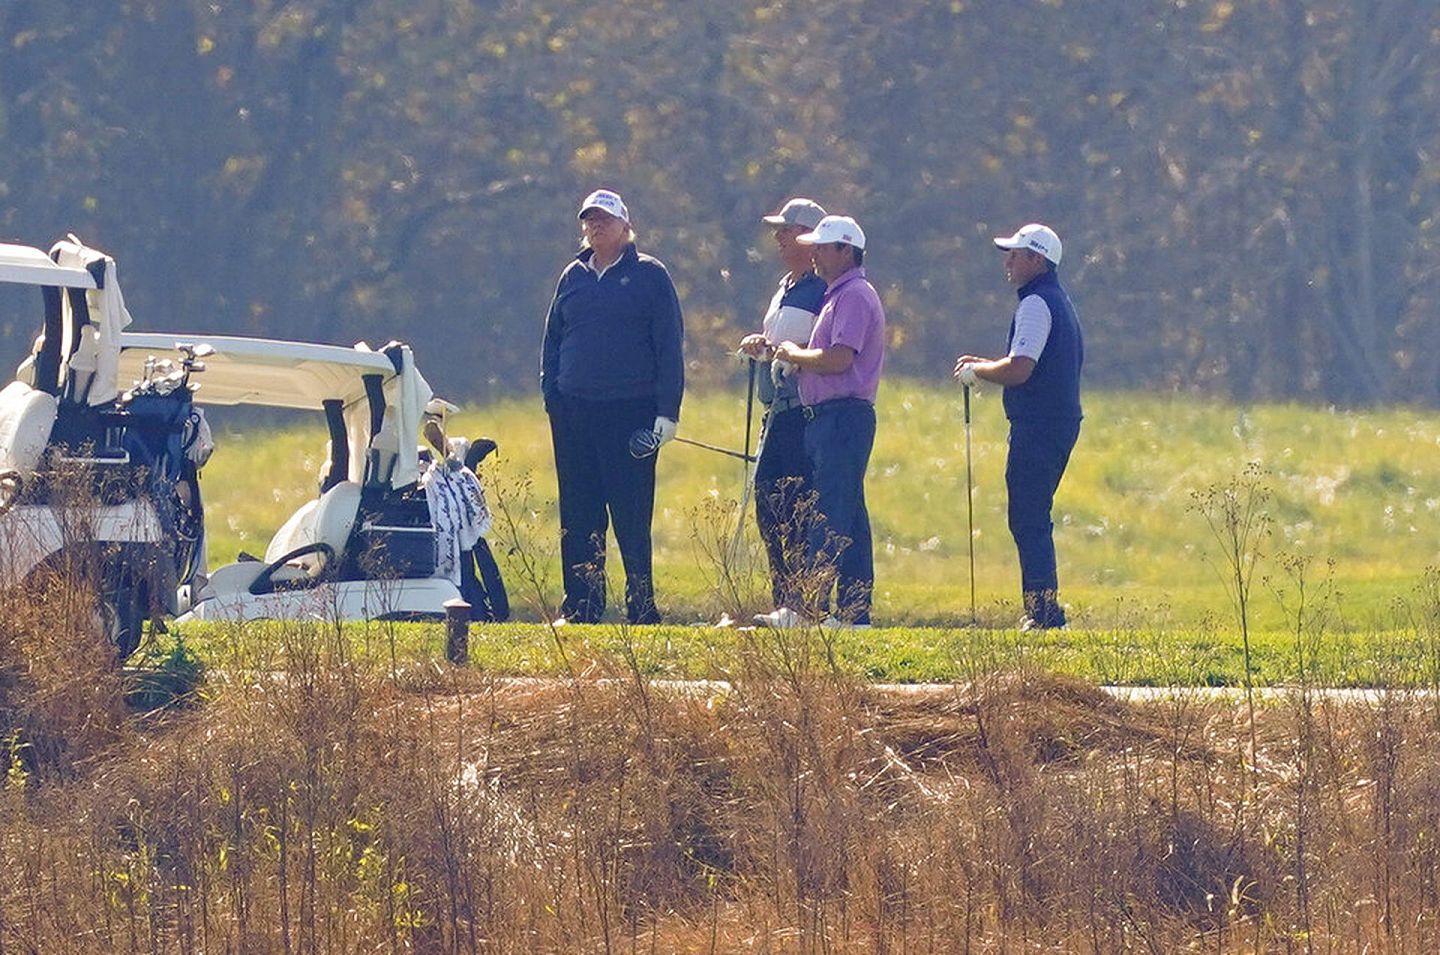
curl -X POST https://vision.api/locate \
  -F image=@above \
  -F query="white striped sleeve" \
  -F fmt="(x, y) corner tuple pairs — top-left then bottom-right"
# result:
(1008, 294), (1052, 361)
(768, 304), (818, 346)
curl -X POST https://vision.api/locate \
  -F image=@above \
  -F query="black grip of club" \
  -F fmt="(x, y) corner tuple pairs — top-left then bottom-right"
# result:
(628, 427), (660, 459)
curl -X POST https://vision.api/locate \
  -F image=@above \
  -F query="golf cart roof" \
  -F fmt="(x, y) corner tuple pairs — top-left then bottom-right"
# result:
(117, 333), (406, 410)
(7, 237), (133, 408)
(117, 332), (434, 490)
(0, 241), (98, 289)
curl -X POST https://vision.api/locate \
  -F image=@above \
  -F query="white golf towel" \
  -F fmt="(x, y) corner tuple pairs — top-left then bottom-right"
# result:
(421, 460), (492, 586)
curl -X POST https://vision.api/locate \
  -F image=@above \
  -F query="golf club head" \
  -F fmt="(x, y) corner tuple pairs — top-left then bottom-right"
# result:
(628, 426), (660, 459)
(464, 436), (498, 471)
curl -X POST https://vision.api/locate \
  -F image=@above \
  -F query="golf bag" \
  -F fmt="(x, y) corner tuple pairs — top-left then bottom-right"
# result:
(459, 436), (508, 622)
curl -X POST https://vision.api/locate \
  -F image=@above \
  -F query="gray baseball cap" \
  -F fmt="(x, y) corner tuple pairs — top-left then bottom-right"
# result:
(761, 197), (827, 230)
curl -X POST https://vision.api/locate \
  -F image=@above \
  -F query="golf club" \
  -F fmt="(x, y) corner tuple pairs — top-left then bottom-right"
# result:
(963, 384), (977, 623)
(725, 357), (759, 562)
(628, 428), (756, 462)
(743, 356), (756, 464)
(679, 435), (755, 462)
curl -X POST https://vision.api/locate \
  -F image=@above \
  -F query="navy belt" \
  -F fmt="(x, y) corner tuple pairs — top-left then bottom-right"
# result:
(802, 396), (872, 421)
(767, 394), (804, 415)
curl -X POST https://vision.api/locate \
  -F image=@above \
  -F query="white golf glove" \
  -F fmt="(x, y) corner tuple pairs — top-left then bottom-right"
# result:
(653, 416), (678, 446)
(956, 363), (980, 388)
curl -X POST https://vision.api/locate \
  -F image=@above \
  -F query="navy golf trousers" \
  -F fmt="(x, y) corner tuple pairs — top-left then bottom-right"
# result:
(754, 406), (812, 609)
(548, 393), (660, 623)
(802, 398), (875, 624)
(1005, 417), (1081, 610)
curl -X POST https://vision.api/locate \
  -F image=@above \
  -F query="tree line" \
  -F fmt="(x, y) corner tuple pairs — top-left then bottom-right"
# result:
(1, 0), (1436, 406)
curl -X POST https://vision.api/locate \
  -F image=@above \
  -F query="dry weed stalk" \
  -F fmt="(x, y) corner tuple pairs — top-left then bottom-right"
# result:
(1190, 461), (1273, 796)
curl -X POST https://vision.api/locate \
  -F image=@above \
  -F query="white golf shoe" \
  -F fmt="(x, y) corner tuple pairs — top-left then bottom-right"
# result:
(753, 607), (806, 629)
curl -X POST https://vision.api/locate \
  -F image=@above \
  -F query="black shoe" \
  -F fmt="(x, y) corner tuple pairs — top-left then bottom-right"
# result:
(1018, 613), (1068, 632)
(1020, 590), (1067, 631)
(559, 602), (603, 625)
(628, 607), (662, 626)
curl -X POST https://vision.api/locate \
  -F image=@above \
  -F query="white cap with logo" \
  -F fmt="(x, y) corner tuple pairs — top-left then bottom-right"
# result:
(796, 214), (866, 250)
(993, 223), (1062, 266)
(578, 189), (630, 223)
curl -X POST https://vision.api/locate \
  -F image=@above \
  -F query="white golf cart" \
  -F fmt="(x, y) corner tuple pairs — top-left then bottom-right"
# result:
(0, 236), (505, 657)
(0, 236), (190, 657)
(115, 332), (487, 625)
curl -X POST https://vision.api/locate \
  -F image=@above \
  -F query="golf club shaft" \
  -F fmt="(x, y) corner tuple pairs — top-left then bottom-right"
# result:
(743, 359), (756, 464)
(728, 359), (760, 562)
(963, 385), (976, 621)
(675, 435), (755, 462)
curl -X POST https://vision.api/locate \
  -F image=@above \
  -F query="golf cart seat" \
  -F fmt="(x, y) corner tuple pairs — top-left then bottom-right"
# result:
(0, 381), (59, 479)
(256, 479), (362, 591)
(202, 480), (362, 597)
(368, 417), (401, 488)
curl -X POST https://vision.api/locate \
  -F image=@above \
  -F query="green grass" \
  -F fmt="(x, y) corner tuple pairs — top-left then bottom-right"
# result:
(169, 618), (1440, 689)
(197, 378), (1440, 632)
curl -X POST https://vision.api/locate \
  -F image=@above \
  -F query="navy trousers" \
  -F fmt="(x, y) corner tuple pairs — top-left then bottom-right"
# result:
(548, 394), (660, 623)
(1005, 417), (1081, 624)
(754, 406), (812, 609)
(802, 399), (875, 623)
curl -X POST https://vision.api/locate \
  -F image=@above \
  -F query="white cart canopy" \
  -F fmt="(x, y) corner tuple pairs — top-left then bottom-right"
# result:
(117, 333), (433, 490)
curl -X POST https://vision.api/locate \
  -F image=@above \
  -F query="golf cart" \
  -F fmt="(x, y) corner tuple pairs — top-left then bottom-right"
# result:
(114, 332), (508, 627)
(0, 236), (195, 657)
(0, 236), (505, 658)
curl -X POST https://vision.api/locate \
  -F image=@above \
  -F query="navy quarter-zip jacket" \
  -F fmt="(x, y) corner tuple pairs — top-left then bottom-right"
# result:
(541, 243), (685, 420)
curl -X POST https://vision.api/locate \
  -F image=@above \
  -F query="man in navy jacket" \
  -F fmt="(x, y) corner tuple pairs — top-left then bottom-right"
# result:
(955, 222), (1083, 630)
(541, 189), (685, 624)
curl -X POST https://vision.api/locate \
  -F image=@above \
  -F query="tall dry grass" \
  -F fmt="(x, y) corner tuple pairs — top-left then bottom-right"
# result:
(9, 472), (1440, 951)
(0, 461), (141, 781)
(3, 607), (1440, 950)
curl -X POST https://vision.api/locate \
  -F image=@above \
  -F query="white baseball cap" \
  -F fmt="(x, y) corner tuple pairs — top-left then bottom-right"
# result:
(762, 197), (827, 230)
(578, 189), (629, 223)
(796, 214), (866, 250)
(993, 223), (1061, 266)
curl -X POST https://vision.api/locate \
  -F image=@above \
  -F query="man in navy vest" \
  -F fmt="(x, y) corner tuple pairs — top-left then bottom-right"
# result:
(955, 223), (1083, 630)
(738, 197), (828, 613)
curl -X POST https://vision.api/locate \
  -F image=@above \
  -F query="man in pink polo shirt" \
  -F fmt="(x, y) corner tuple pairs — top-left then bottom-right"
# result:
(756, 214), (885, 629)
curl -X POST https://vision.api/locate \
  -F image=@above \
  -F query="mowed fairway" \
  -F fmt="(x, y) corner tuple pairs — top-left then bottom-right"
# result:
(196, 379), (1440, 632)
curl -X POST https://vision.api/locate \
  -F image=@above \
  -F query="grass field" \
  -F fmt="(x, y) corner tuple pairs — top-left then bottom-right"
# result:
(172, 613), (1440, 689)
(197, 378), (1440, 632)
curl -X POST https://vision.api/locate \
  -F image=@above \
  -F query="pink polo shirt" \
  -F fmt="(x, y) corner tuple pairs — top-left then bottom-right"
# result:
(798, 266), (886, 406)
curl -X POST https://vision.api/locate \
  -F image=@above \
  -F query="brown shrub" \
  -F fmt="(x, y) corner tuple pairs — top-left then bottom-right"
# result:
(0, 566), (126, 781)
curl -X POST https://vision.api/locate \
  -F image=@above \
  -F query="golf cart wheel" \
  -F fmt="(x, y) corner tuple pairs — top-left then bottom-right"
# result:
(0, 469), (20, 517)
(100, 582), (145, 661)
